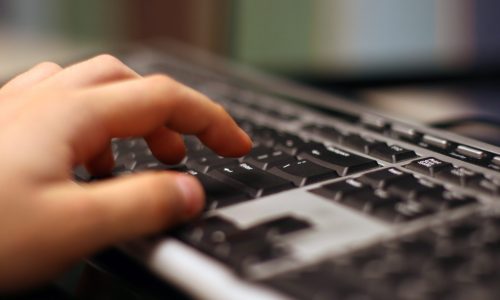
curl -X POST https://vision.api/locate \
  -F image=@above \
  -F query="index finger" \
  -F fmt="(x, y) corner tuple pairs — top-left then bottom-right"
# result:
(70, 74), (252, 163)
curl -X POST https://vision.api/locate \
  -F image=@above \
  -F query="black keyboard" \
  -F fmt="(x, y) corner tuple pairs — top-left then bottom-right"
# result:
(103, 118), (487, 223)
(76, 53), (500, 299)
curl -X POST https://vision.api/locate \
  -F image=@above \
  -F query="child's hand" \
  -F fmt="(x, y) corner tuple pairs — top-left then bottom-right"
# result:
(0, 55), (252, 291)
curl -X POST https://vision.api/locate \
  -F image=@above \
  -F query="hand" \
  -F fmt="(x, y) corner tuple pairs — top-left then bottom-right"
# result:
(0, 55), (252, 291)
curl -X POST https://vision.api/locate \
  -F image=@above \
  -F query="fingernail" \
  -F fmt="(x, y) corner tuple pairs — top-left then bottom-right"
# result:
(176, 175), (205, 218)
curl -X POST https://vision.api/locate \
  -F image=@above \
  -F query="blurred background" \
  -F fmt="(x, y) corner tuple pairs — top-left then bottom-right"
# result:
(1, 0), (500, 142)
(2, 0), (500, 80)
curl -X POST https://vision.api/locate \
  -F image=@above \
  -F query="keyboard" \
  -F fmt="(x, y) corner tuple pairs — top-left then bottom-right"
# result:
(77, 46), (500, 300)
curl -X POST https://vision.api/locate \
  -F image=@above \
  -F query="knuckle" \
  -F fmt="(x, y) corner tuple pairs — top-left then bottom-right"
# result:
(35, 61), (62, 72)
(144, 74), (178, 100)
(92, 54), (129, 76)
(93, 53), (122, 65)
(147, 74), (175, 87)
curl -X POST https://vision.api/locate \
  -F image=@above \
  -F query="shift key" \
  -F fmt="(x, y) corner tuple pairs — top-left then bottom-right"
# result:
(298, 144), (379, 176)
(208, 163), (294, 198)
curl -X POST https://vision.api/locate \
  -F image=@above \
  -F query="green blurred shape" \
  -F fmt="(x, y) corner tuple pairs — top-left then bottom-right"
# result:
(232, 0), (313, 73)
(59, 0), (127, 43)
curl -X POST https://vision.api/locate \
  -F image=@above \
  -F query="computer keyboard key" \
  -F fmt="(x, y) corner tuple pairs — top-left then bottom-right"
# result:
(443, 221), (480, 240)
(341, 134), (383, 153)
(492, 156), (500, 167)
(340, 189), (382, 211)
(187, 170), (250, 210)
(210, 230), (288, 270)
(358, 168), (413, 189)
(316, 125), (344, 142)
(365, 194), (402, 211)
(222, 243), (288, 271)
(435, 167), (484, 186)
(243, 146), (296, 170)
(115, 138), (148, 151)
(134, 152), (162, 167)
(174, 216), (240, 246)
(468, 179), (500, 195)
(391, 124), (422, 142)
(339, 190), (406, 221)
(341, 191), (406, 222)
(262, 108), (299, 121)
(310, 179), (371, 201)
(372, 199), (433, 222)
(422, 135), (451, 150)
(184, 136), (205, 152)
(415, 190), (450, 211)
(298, 144), (379, 176)
(301, 124), (318, 133)
(395, 236), (435, 255)
(456, 145), (487, 160)
(386, 177), (444, 200)
(234, 118), (257, 134)
(268, 159), (338, 186)
(251, 126), (280, 146)
(187, 150), (240, 173)
(244, 145), (273, 156)
(74, 165), (91, 181)
(369, 144), (418, 163)
(134, 162), (188, 172)
(302, 124), (343, 142)
(405, 157), (453, 176)
(396, 200), (435, 220)
(361, 115), (389, 132)
(208, 163), (294, 198)
(273, 132), (307, 155)
(115, 152), (137, 170)
(248, 215), (312, 238)
(264, 265), (343, 300)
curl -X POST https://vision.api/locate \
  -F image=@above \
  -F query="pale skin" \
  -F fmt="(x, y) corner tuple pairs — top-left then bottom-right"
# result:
(0, 54), (252, 291)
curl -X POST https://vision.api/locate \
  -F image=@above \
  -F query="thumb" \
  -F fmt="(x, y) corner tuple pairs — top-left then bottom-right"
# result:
(67, 172), (205, 250)
(12, 172), (204, 288)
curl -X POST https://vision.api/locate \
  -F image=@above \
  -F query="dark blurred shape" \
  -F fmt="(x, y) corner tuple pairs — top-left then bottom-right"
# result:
(476, 0), (500, 66)
(129, 0), (233, 55)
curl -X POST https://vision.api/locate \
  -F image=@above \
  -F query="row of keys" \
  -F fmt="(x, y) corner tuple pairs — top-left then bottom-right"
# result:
(185, 143), (342, 188)
(406, 157), (500, 195)
(302, 124), (418, 163)
(310, 168), (478, 223)
(376, 122), (500, 172)
(184, 130), (379, 182)
(110, 134), (378, 211)
(110, 121), (489, 218)
(264, 213), (500, 300)
(229, 88), (499, 174)
(174, 215), (311, 272)
(229, 99), (298, 121)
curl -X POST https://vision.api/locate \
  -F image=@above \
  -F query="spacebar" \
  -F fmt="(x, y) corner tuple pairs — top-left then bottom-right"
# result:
(298, 144), (379, 176)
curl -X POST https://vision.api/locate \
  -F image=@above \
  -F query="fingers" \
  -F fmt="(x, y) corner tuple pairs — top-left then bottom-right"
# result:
(57, 172), (204, 250)
(0, 62), (62, 95)
(144, 127), (186, 165)
(42, 54), (140, 89)
(70, 74), (252, 164)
